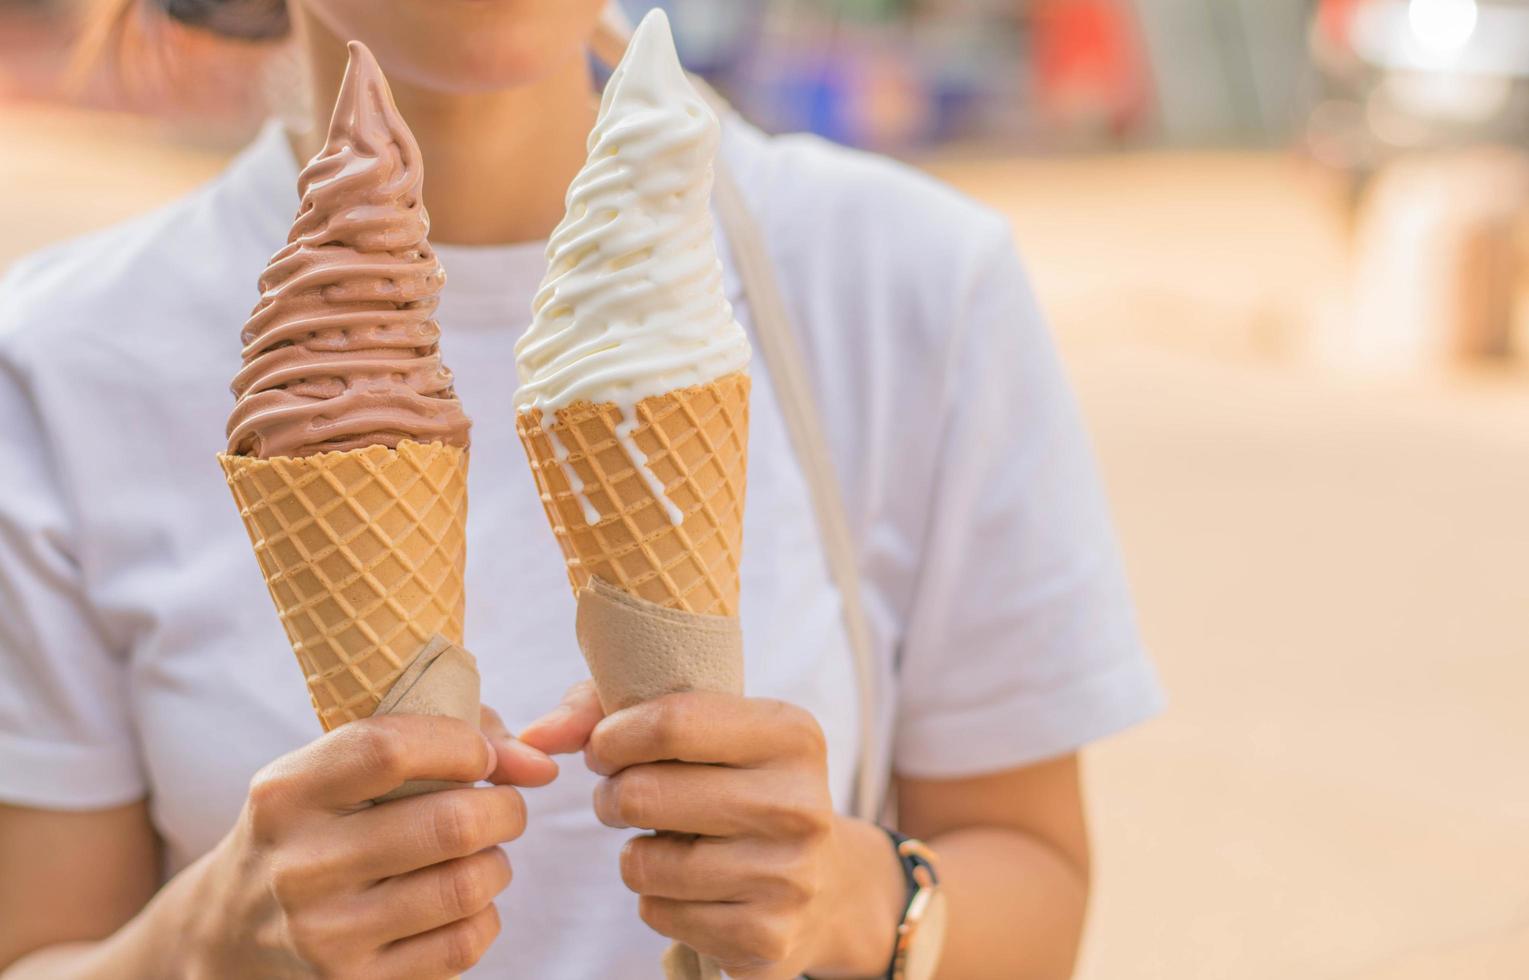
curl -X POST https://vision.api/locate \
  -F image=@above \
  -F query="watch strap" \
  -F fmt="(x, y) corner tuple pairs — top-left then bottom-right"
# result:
(885, 829), (923, 922)
(881, 828), (940, 980)
(803, 829), (939, 980)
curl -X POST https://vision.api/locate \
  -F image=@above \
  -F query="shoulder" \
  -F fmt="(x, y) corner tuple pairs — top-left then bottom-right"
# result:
(0, 142), (282, 466)
(721, 120), (1039, 413)
(0, 142), (283, 376)
(1, 211), (162, 351)
(722, 122), (1016, 310)
(720, 121), (1027, 392)
(2, 197), (236, 369)
(719, 121), (1055, 540)
(723, 121), (1010, 248)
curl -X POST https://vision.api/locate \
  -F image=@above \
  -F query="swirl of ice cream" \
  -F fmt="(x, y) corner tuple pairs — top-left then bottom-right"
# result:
(227, 41), (470, 459)
(513, 8), (751, 414)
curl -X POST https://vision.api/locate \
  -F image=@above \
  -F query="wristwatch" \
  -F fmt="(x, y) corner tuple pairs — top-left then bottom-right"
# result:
(883, 830), (947, 980)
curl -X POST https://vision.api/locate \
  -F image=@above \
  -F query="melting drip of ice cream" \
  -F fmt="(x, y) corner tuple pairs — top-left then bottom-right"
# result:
(547, 427), (602, 526)
(227, 41), (470, 459)
(615, 414), (685, 526)
(514, 8), (749, 524)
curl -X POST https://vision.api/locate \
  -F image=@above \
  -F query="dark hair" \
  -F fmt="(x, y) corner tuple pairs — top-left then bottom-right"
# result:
(156, 0), (290, 40)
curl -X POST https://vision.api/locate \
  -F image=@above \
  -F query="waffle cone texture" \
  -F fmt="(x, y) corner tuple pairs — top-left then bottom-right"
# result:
(219, 440), (469, 731)
(516, 373), (750, 617)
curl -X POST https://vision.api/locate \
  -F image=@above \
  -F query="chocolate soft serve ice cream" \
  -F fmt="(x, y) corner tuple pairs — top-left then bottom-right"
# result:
(227, 40), (469, 459)
(219, 42), (479, 744)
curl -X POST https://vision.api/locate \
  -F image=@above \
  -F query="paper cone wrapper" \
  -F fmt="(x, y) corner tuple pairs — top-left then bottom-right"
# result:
(218, 440), (470, 731)
(372, 635), (482, 803)
(663, 942), (724, 980)
(515, 372), (750, 618)
(575, 577), (743, 709)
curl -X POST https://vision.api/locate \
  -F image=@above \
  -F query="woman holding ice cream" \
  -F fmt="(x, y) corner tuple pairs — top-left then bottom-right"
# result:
(0, 1), (1161, 978)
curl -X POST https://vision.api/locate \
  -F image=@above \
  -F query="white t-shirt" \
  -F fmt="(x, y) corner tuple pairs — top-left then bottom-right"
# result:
(0, 118), (1160, 977)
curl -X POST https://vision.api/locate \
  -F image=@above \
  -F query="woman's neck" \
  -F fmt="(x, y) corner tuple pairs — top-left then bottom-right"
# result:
(292, 15), (596, 246)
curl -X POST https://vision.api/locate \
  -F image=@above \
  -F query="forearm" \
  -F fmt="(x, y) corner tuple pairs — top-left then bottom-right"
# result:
(811, 818), (1088, 980)
(2, 943), (120, 980)
(929, 825), (1088, 980)
(2, 852), (207, 980)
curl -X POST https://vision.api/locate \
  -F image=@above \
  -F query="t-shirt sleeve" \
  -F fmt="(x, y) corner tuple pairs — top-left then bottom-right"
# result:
(891, 229), (1163, 779)
(0, 352), (146, 809)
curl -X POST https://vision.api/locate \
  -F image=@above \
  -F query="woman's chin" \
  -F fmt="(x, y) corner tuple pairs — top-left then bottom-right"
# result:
(302, 0), (604, 94)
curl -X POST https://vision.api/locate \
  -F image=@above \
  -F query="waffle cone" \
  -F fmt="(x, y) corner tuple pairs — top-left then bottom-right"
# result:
(218, 440), (469, 731)
(516, 372), (750, 617)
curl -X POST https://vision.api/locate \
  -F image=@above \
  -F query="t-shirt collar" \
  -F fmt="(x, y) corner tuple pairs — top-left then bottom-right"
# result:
(222, 118), (301, 247)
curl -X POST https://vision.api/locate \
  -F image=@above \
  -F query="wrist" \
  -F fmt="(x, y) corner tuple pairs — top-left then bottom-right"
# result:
(150, 835), (235, 978)
(805, 816), (906, 979)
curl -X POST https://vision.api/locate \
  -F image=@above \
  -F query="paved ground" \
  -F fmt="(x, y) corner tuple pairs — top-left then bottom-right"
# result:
(5, 106), (1528, 979)
(932, 155), (1529, 980)
(1067, 346), (1529, 980)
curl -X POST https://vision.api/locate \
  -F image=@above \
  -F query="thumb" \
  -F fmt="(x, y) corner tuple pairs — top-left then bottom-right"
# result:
(480, 704), (559, 787)
(518, 680), (605, 756)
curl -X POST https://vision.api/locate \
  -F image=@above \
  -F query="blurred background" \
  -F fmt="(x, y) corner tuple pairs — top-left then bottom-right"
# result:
(3, 1), (1527, 977)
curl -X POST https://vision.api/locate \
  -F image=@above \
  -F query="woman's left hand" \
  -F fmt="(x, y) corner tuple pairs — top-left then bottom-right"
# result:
(519, 682), (900, 980)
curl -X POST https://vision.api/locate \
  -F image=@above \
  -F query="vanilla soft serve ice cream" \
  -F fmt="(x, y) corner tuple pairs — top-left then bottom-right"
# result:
(514, 8), (750, 414)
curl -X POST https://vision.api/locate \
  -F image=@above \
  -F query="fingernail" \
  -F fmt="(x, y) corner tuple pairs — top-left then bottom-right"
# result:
(480, 734), (498, 780)
(499, 735), (547, 764)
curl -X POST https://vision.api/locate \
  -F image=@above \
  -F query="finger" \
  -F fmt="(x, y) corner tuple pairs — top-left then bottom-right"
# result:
(360, 846), (512, 944)
(594, 762), (812, 838)
(481, 705), (559, 788)
(270, 715), (496, 810)
(586, 694), (824, 776)
(375, 903), (502, 980)
(620, 834), (756, 902)
(330, 786), (528, 881)
(518, 680), (604, 756)
(638, 896), (790, 974)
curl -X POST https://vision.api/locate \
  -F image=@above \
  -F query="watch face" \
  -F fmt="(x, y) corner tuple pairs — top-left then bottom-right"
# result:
(903, 889), (949, 980)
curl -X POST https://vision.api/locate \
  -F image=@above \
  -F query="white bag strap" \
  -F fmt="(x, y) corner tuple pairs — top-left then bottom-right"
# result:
(708, 165), (883, 822)
(592, 14), (884, 822)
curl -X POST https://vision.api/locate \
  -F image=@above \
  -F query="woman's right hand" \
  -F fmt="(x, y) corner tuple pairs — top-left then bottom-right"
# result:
(179, 711), (557, 980)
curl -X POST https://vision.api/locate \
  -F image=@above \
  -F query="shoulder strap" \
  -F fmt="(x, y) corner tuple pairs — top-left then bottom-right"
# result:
(590, 13), (884, 822)
(709, 161), (884, 822)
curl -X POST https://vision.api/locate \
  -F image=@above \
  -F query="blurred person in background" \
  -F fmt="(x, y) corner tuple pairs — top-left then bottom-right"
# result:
(1032, 0), (1151, 142)
(0, 0), (1160, 977)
